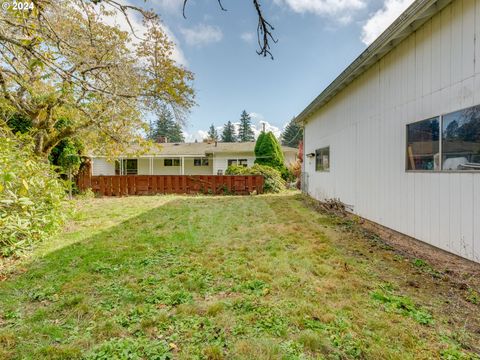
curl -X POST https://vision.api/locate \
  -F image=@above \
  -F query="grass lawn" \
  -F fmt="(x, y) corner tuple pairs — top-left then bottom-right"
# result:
(0, 193), (479, 359)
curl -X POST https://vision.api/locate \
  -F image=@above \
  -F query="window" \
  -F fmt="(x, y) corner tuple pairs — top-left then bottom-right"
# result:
(406, 118), (440, 171)
(115, 159), (138, 175)
(315, 147), (330, 171)
(406, 104), (480, 171)
(194, 158), (209, 166)
(228, 159), (248, 167)
(442, 105), (480, 170)
(164, 158), (180, 166)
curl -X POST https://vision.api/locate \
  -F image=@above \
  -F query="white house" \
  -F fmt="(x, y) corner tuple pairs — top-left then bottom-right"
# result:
(90, 141), (298, 176)
(298, 0), (480, 263)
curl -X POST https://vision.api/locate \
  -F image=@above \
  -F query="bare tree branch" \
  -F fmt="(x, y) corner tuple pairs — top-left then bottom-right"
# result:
(182, 0), (276, 59)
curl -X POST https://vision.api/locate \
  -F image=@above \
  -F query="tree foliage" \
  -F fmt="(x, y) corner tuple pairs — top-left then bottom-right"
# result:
(255, 131), (284, 167)
(238, 110), (255, 142)
(0, 1), (194, 157)
(255, 131), (291, 180)
(207, 124), (219, 141)
(149, 105), (185, 143)
(281, 118), (303, 148)
(221, 121), (237, 143)
(0, 126), (66, 256)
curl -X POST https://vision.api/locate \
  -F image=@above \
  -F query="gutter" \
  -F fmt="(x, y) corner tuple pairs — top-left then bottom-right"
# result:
(295, 0), (452, 125)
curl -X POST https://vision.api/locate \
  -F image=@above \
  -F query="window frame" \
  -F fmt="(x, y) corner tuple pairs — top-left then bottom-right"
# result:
(315, 146), (330, 172)
(406, 104), (480, 173)
(227, 159), (248, 168)
(115, 158), (138, 175)
(164, 158), (180, 167)
(194, 157), (209, 167)
(405, 117), (440, 172)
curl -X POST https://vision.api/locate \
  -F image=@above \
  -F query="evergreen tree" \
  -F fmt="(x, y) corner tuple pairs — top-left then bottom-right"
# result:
(237, 110), (255, 142)
(150, 105), (185, 143)
(281, 118), (303, 147)
(221, 121), (237, 142)
(255, 131), (266, 155)
(254, 131), (288, 178)
(207, 124), (219, 141)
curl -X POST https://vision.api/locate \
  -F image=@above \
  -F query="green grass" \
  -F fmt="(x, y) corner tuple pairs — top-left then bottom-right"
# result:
(1, 193), (479, 359)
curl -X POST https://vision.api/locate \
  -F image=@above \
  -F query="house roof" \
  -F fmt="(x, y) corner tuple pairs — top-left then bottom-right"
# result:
(92, 141), (298, 157)
(295, 0), (452, 125)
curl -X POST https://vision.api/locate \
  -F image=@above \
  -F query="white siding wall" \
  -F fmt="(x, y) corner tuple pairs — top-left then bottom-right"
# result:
(284, 152), (298, 166)
(183, 158), (213, 175)
(138, 159), (150, 175)
(213, 154), (256, 174)
(92, 158), (115, 176)
(304, 0), (480, 262)
(143, 158), (181, 175)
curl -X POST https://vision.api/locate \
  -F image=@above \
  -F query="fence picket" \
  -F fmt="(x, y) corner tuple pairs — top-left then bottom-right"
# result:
(78, 175), (264, 196)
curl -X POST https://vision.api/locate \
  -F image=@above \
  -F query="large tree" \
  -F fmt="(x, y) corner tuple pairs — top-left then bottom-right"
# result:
(237, 110), (255, 142)
(207, 124), (219, 141)
(0, 1), (194, 157)
(221, 121), (237, 143)
(150, 105), (185, 143)
(281, 118), (303, 147)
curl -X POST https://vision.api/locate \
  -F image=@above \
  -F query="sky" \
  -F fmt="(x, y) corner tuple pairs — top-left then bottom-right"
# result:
(124, 0), (415, 142)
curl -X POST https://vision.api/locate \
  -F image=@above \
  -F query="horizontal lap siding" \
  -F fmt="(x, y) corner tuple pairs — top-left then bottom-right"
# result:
(92, 158), (115, 176)
(304, 0), (480, 262)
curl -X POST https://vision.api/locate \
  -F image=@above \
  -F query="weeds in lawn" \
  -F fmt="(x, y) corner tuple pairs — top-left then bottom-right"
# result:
(412, 258), (443, 278)
(371, 284), (434, 325)
(1, 194), (479, 359)
(465, 288), (479, 305)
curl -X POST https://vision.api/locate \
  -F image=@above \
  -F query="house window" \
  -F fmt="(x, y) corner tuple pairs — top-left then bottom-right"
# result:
(228, 159), (248, 167)
(194, 158), (209, 166)
(115, 159), (138, 175)
(406, 117), (440, 171)
(442, 105), (480, 170)
(315, 147), (330, 172)
(164, 158), (180, 167)
(406, 104), (480, 171)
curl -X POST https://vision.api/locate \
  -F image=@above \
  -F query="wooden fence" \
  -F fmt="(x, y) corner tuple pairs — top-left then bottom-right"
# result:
(77, 174), (264, 196)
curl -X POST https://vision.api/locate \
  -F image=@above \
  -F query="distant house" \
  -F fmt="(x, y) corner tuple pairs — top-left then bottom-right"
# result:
(90, 142), (297, 176)
(297, 0), (480, 262)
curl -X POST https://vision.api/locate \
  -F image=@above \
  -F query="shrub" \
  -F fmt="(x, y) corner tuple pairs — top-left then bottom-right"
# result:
(226, 164), (286, 193)
(0, 128), (66, 256)
(254, 131), (289, 180)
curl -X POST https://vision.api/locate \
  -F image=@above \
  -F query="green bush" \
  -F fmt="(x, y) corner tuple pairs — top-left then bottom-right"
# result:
(0, 128), (66, 256)
(254, 131), (290, 180)
(226, 164), (286, 193)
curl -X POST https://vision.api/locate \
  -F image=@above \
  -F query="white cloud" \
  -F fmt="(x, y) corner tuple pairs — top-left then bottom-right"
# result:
(97, 1), (188, 65)
(180, 24), (223, 47)
(183, 130), (209, 143)
(361, 0), (414, 45)
(274, 0), (366, 23)
(153, 0), (184, 13)
(240, 32), (255, 43)
(246, 113), (283, 139)
(183, 113), (284, 143)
